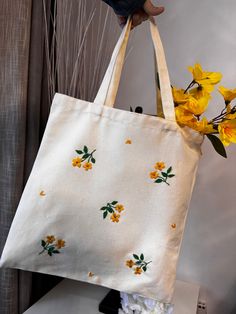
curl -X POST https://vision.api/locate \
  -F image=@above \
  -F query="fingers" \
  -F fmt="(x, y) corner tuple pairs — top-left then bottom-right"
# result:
(117, 15), (127, 28)
(143, 0), (165, 16)
(131, 9), (148, 29)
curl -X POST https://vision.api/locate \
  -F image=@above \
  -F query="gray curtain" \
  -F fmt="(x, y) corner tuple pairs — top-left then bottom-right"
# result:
(0, 1), (57, 313)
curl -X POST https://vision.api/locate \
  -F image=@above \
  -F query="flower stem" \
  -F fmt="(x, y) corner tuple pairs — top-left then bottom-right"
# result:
(184, 80), (195, 94)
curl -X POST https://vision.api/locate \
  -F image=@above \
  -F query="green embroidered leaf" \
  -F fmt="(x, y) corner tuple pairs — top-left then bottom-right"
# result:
(83, 153), (89, 159)
(167, 167), (172, 174)
(100, 206), (108, 211)
(168, 174), (175, 178)
(111, 201), (118, 205)
(140, 253), (144, 261)
(76, 150), (83, 154)
(135, 260), (142, 265)
(155, 179), (163, 183)
(48, 251), (52, 256)
(133, 254), (139, 260)
(53, 250), (60, 254)
(91, 158), (96, 164)
(107, 207), (114, 213)
(142, 266), (147, 272)
(103, 211), (108, 219)
(48, 247), (55, 253)
(83, 146), (88, 153)
(206, 134), (227, 158)
(41, 240), (46, 247)
(161, 172), (168, 178)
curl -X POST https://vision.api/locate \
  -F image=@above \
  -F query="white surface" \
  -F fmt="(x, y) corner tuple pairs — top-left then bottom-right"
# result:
(112, 1), (236, 313)
(23, 279), (199, 314)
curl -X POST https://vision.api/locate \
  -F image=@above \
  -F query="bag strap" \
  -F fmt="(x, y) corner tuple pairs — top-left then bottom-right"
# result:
(94, 17), (176, 122)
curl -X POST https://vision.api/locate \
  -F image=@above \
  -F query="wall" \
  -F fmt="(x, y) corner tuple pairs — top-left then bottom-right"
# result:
(112, 1), (236, 313)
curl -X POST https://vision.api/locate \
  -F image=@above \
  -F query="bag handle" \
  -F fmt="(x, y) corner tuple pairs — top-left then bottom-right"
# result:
(94, 17), (176, 122)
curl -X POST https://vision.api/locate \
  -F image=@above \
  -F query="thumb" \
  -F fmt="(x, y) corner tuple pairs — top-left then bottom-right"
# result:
(143, 0), (165, 16)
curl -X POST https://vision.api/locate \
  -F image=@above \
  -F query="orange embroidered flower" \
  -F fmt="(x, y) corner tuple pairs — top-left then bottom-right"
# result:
(83, 162), (92, 171)
(171, 223), (176, 229)
(46, 235), (55, 244)
(110, 213), (120, 223)
(88, 272), (94, 277)
(39, 190), (46, 196)
(56, 239), (66, 249)
(134, 267), (142, 275)
(126, 260), (135, 268)
(149, 171), (159, 179)
(154, 162), (165, 170)
(115, 204), (124, 213)
(72, 157), (82, 167)
(125, 139), (132, 144)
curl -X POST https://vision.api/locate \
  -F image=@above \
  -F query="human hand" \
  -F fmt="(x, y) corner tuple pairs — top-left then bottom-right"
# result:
(117, 0), (164, 29)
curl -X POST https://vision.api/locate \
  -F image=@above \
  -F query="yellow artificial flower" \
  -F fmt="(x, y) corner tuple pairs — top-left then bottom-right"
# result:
(172, 87), (190, 105)
(149, 171), (159, 180)
(218, 86), (236, 104)
(56, 239), (66, 249)
(154, 162), (165, 171)
(225, 105), (236, 120)
(188, 117), (215, 134)
(72, 157), (82, 168)
(218, 120), (236, 146)
(188, 63), (222, 93)
(83, 162), (92, 171)
(134, 267), (142, 275)
(175, 106), (195, 125)
(126, 260), (135, 268)
(115, 204), (124, 213)
(46, 235), (55, 244)
(188, 88), (211, 115)
(110, 213), (120, 223)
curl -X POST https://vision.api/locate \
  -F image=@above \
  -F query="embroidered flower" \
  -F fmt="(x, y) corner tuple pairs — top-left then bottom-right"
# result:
(100, 201), (125, 223)
(154, 162), (166, 171)
(126, 260), (135, 268)
(72, 157), (82, 167)
(149, 171), (159, 179)
(110, 213), (120, 223)
(83, 162), (92, 171)
(39, 235), (65, 256)
(115, 204), (124, 213)
(125, 139), (132, 144)
(126, 254), (152, 276)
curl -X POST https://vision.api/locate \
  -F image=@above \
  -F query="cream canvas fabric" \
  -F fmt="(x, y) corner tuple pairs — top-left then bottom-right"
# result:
(0, 18), (203, 304)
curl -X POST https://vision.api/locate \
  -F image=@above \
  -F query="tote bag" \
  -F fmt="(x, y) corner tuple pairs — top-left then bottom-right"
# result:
(0, 17), (203, 304)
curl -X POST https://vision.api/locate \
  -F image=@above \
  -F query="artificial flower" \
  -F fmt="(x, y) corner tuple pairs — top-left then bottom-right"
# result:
(218, 86), (236, 104)
(218, 120), (236, 146)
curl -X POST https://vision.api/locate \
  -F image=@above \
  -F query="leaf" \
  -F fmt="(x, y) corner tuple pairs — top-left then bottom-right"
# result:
(91, 158), (96, 164)
(53, 250), (60, 254)
(48, 246), (55, 253)
(133, 254), (139, 260)
(107, 207), (114, 213)
(135, 261), (142, 265)
(83, 146), (88, 153)
(103, 211), (108, 219)
(206, 134), (227, 158)
(161, 172), (168, 178)
(167, 167), (172, 174)
(140, 253), (144, 261)
(48, 251), (52, 256)
(83, 153), (89, 159)
(155, 179), (163, 183)
(168, 174), (175, 178)
(111, 201), (118, 205)
(142, 266), (147, 272)
(100, 206), (108, 211)
(41, 240), (46, 247)
(76, 150), (83, 154)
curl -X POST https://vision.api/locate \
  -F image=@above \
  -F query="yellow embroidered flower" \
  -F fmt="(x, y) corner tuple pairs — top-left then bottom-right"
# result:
(115, 204), (124, 213)
(56, 239), (66, 249)
(39, 190), (46, 196)
(154, 162), (165, 171)
(171, 223), (176, 229)
(188, 63), (222, 93)
(72, 157), (82, 167)
(218, 86), (236, 104)
(110, 213), (120, 223)
(218, 120), (236, 146)
(46, 235), (55, 244)
(126, 260), (135, 268)
(125, 139), (132, 144)
(83, 162), (92, 171)
(149, 171), (159, 180)
(134, 267), (142, 275)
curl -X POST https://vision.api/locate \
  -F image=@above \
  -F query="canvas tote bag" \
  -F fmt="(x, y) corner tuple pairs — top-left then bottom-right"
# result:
(0, 17), (203, 304)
